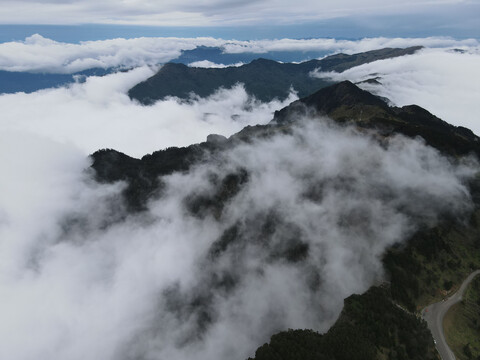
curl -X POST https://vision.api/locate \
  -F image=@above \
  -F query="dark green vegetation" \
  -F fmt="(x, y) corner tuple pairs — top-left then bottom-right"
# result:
(383, 211), (480, 311)
(91, 145), (210, 210)
(444, 276), (480, 359)
(128, 47), (421, 104)
(91, 80), (480, 359)
(250, 287), (437, 360)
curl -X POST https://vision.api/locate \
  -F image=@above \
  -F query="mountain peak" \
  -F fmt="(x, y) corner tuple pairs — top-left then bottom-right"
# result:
(248, 58), (279, 65)
(273, 80), (389, 124)
(274, 81), (480, 158)
(303, 80), (388, 111)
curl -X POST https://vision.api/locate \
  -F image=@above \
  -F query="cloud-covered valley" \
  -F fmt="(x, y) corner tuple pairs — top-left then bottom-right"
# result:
(0, 118), (475, 360)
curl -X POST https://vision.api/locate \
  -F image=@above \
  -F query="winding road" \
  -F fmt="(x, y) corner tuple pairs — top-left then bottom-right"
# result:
(422, 270), (480, 360)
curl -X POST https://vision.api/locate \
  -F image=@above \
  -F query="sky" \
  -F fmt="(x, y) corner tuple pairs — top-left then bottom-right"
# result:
(0, 0), (479, 40)
(0, 0), (476, 27)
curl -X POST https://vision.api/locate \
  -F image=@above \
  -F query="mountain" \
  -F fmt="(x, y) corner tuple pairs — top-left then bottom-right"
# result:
(128, 47), (422, 104)
(96, 81), (480, 211)
(273, 80), (479, 158)
(91, 81), (480, 360)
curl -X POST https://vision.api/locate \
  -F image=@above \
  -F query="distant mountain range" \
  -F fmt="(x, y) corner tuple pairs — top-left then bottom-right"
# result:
(0, 46), (421, 96)
(92, 81), (480, 359)
(128, 46), (422, 104)
(170, 45), (332, 65)
(0, 68), (112, 94)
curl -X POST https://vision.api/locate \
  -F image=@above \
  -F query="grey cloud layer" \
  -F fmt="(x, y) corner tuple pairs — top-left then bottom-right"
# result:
(0, 119), (475, 360)
(0, 0), (472, 25)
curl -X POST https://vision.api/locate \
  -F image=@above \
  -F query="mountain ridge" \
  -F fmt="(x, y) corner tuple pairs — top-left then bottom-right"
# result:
(127, 46), (422, 104)
(274, 81), (479, 157)
(90, 80), (480, 360)
(93, 80), (480, 210)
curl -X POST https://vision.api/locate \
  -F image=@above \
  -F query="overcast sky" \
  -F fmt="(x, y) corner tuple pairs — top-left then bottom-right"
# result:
(0, 0), (478, 31)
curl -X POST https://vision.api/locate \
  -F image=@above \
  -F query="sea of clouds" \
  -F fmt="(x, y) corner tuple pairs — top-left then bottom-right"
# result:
(0, 34), (477, 73)
(0, 35), (479, 360)
(0, 35), (479, 144)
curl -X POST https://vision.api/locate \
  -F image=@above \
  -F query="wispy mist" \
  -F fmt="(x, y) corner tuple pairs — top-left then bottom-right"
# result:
(0, 117), (475, 360)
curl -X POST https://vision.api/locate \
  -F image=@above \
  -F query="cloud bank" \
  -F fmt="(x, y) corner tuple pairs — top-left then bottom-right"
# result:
(0, 34), (478, 74)
(0, 35), (223, 73)
(312, 46), (480, 135)
(0, 117), (475, 360)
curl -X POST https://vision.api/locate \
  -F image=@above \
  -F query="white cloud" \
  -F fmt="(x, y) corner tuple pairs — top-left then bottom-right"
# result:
(312, 46), (480, 135)
(188, 60), (244, 68)
(0, 34), (226, 73)
(221, 36), (479, 54)
(0, 34), (478, 74)
(0, 66), (297, 157)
